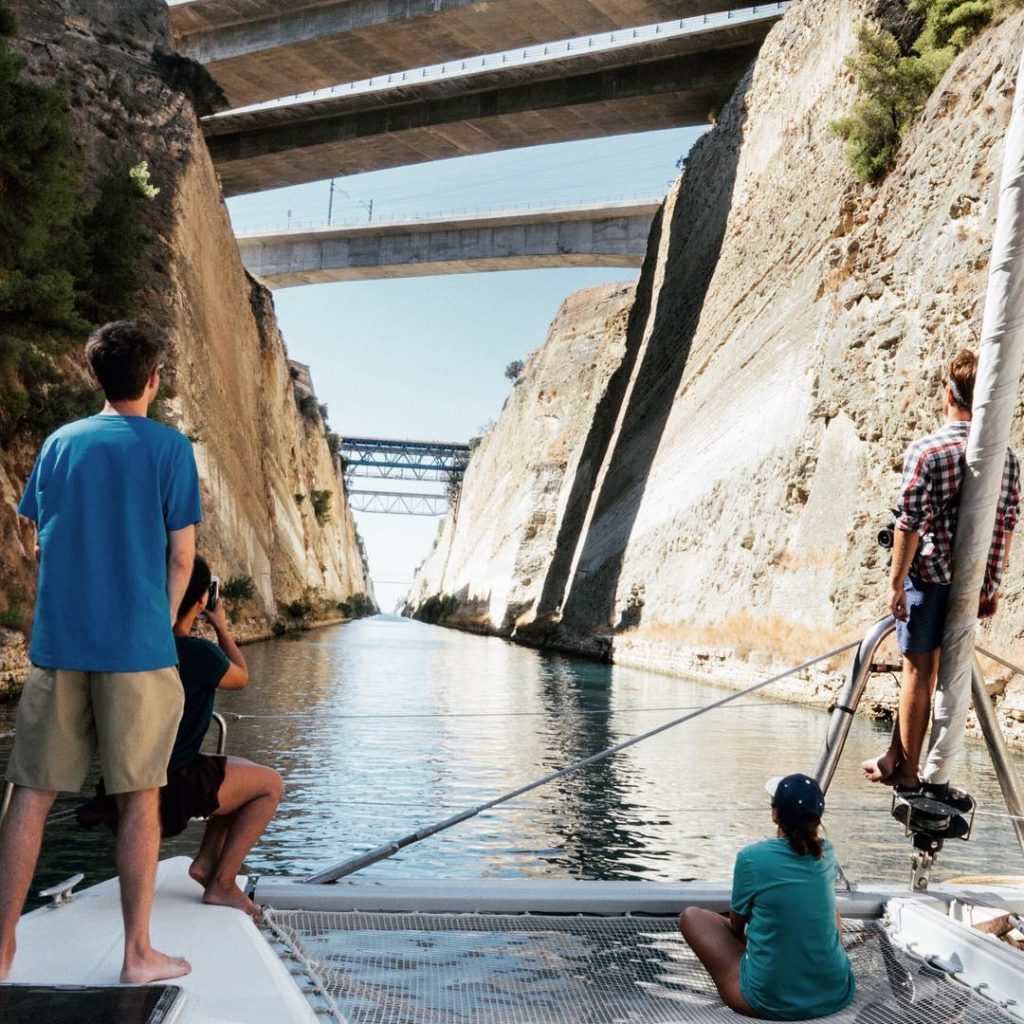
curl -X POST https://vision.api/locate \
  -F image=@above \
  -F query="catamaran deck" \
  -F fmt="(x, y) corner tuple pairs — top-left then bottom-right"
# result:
(4, 858), (319, 1023)
(8, 858), (1024, 1023)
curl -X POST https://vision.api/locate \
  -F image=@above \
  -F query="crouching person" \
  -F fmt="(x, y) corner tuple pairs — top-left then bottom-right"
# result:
(679, 775), (855, 1020)
(78, 557), (283, 921)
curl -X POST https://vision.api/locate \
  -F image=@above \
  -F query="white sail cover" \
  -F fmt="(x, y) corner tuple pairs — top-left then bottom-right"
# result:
(923, 48), (1024, 784)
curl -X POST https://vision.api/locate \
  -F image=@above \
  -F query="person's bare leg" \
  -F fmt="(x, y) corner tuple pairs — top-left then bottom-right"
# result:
(889, 650), (941, 787)
(202, 758), (283, 920)
(862, 718), (904, 783)
(0, 786), (57, 979)
(189, 814), (230, 889)
(115, 789), (191, 984)
(679, 907), (755, 1015)
(862, 649), (940, 787)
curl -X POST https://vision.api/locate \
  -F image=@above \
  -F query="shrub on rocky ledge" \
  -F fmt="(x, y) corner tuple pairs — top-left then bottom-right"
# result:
(339, 592), (376, 619)
(414, 592), (460, 625)
(310, 488), (332, 524)
(832, 3), (1021, 182)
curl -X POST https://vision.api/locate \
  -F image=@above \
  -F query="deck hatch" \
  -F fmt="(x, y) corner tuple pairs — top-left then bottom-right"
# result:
(0, 983), (183, 1024)
(263, 911), (1019, 1023)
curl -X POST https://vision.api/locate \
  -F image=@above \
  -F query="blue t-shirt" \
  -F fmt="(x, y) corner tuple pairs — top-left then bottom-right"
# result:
(18, 414), (202, 672)
(731, 838), (855, 1020)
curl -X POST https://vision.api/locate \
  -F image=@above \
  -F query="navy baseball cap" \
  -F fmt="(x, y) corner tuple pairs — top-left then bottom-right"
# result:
(766, 773), (825, 826)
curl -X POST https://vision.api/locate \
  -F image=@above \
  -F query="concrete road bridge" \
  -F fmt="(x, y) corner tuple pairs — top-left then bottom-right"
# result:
(340, 436), (471, 516)
(237, 199), (661, 286)
(202, 8), (784, 195)
(169, 0), (746, 109)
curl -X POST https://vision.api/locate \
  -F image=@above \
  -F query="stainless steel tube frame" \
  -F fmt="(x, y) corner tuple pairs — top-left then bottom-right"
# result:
(210, 711), (228, 755)
(813, 616), (895, 794)
(971, 655), (1024, 856)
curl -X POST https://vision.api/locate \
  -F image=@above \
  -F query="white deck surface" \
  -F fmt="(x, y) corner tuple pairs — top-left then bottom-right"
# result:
(7, 857), (318, 1024)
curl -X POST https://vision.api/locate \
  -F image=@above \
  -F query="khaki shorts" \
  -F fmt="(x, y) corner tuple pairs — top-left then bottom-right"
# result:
(6, 665), (184, 795)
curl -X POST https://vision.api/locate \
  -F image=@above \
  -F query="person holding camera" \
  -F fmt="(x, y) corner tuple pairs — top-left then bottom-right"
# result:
(78, 556), (283, 921)
(862, 349), (1020, 798)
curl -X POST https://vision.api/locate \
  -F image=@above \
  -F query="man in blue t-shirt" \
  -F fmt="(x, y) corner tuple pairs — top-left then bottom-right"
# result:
(0, 320), (202, 985)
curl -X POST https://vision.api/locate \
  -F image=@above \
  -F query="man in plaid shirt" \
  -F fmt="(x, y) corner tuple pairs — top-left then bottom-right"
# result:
(863, 349), (1020, 801)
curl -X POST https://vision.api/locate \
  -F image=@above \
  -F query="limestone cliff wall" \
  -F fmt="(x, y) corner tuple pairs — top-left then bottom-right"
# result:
(411, 283), (634, 631)
(0, 0), (369, 691)
(411, 2), (1024, 730)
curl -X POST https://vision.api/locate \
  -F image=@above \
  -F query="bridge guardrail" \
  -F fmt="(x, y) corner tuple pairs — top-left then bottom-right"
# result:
(208, 3), (791, 119)
(234, 193), (666, 237)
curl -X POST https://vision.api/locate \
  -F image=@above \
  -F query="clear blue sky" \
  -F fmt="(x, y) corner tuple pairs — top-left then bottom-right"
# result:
(227, 127), (705, 609)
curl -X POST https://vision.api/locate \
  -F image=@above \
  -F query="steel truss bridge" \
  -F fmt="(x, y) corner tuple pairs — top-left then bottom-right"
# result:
(340, 436), (470, 516)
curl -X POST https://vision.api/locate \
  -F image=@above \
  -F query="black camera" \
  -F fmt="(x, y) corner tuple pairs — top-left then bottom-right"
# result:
(208, 575), (220, 611)
(877, 509), (900, 550)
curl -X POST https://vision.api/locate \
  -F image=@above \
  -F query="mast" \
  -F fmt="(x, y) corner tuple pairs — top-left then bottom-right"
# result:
(923, 47), (1024, 787)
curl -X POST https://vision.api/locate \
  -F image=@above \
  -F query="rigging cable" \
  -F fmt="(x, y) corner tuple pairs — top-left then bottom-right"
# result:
(303, 636), (862, 882)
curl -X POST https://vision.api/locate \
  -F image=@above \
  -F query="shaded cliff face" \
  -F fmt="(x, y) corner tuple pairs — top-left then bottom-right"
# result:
(0, 0), (369, 672)
(414, 0), (1024, 662)
(411, 282), (634, 631)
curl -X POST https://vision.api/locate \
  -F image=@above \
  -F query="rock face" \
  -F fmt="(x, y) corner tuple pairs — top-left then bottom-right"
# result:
(0, 0), (370, 686)
(410, 282), (634, 632)
(412, 2), (1024, 733)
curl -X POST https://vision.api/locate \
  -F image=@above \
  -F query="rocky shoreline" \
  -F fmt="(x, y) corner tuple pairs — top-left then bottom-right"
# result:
(429, 614), (1024, 754)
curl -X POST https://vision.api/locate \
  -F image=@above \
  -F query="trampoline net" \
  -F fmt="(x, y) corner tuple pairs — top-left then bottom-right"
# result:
(264, 910), (1017, 1024)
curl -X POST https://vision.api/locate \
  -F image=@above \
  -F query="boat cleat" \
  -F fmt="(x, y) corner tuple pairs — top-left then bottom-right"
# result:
(37, 872), (85, 909)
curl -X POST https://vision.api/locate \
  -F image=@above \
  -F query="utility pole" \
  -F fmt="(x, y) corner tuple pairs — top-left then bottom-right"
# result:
(328, 178), (336, 225)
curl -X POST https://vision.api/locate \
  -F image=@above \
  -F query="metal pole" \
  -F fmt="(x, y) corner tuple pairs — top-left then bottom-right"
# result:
(0, 780), (12, 824)
(211, 711), (228, 756)
(813, 616), (895, 794)
(327, 179), (335, 225)
(970, 655), (1024, 856)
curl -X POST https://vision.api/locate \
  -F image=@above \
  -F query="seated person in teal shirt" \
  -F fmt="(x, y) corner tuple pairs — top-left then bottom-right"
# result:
(679, 774), (855, 1020)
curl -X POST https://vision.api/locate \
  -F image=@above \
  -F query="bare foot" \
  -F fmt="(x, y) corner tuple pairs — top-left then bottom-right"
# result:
(188, 858), (213, 889)
(120, 949), (192, 985)
(0, 939), (15, 981)
(862, 749), (901, 783)
(203, 882), (263, 922)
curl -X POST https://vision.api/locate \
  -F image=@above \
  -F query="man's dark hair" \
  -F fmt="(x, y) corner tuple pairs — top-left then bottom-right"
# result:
(177, 555), (212, 621)
(85, 320), (167, 402)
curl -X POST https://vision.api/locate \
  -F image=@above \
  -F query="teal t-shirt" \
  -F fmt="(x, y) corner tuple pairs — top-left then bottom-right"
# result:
(731, 838), (855, 1021)
(18, 414), (202, 672)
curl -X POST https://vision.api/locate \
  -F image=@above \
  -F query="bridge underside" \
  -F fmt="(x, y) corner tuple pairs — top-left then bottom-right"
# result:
(238, 205), (658, 287)
(171, 0), (740, 108)
(206, 34), (765, 195)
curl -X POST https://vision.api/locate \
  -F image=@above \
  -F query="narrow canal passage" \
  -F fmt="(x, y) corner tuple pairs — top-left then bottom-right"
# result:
(4, 614), (1024, 896)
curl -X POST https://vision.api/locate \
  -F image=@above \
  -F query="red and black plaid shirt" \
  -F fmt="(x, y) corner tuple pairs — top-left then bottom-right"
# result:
(896, 421), (1020, 597)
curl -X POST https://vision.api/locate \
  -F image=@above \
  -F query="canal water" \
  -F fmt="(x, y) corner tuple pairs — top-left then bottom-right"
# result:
(4, 614), (1024, 900)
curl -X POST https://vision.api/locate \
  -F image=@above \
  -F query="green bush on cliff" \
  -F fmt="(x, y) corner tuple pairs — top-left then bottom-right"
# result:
(414, 593), (459, 625)
(0, 2), (87, 331)
(832, 3), (1019, 182)
(339, 592), (376, 618)
(222, 575), (256, 602)
(310, 489), (332, 524)
(0, 2), (162, 436)
(830, 21), (946, 182)
(151, 50), (228, 117)
(76, 162), (159, 324)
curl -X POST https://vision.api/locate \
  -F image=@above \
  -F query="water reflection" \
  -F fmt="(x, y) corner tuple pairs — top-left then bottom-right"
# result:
(2, 614), (1024, 899)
